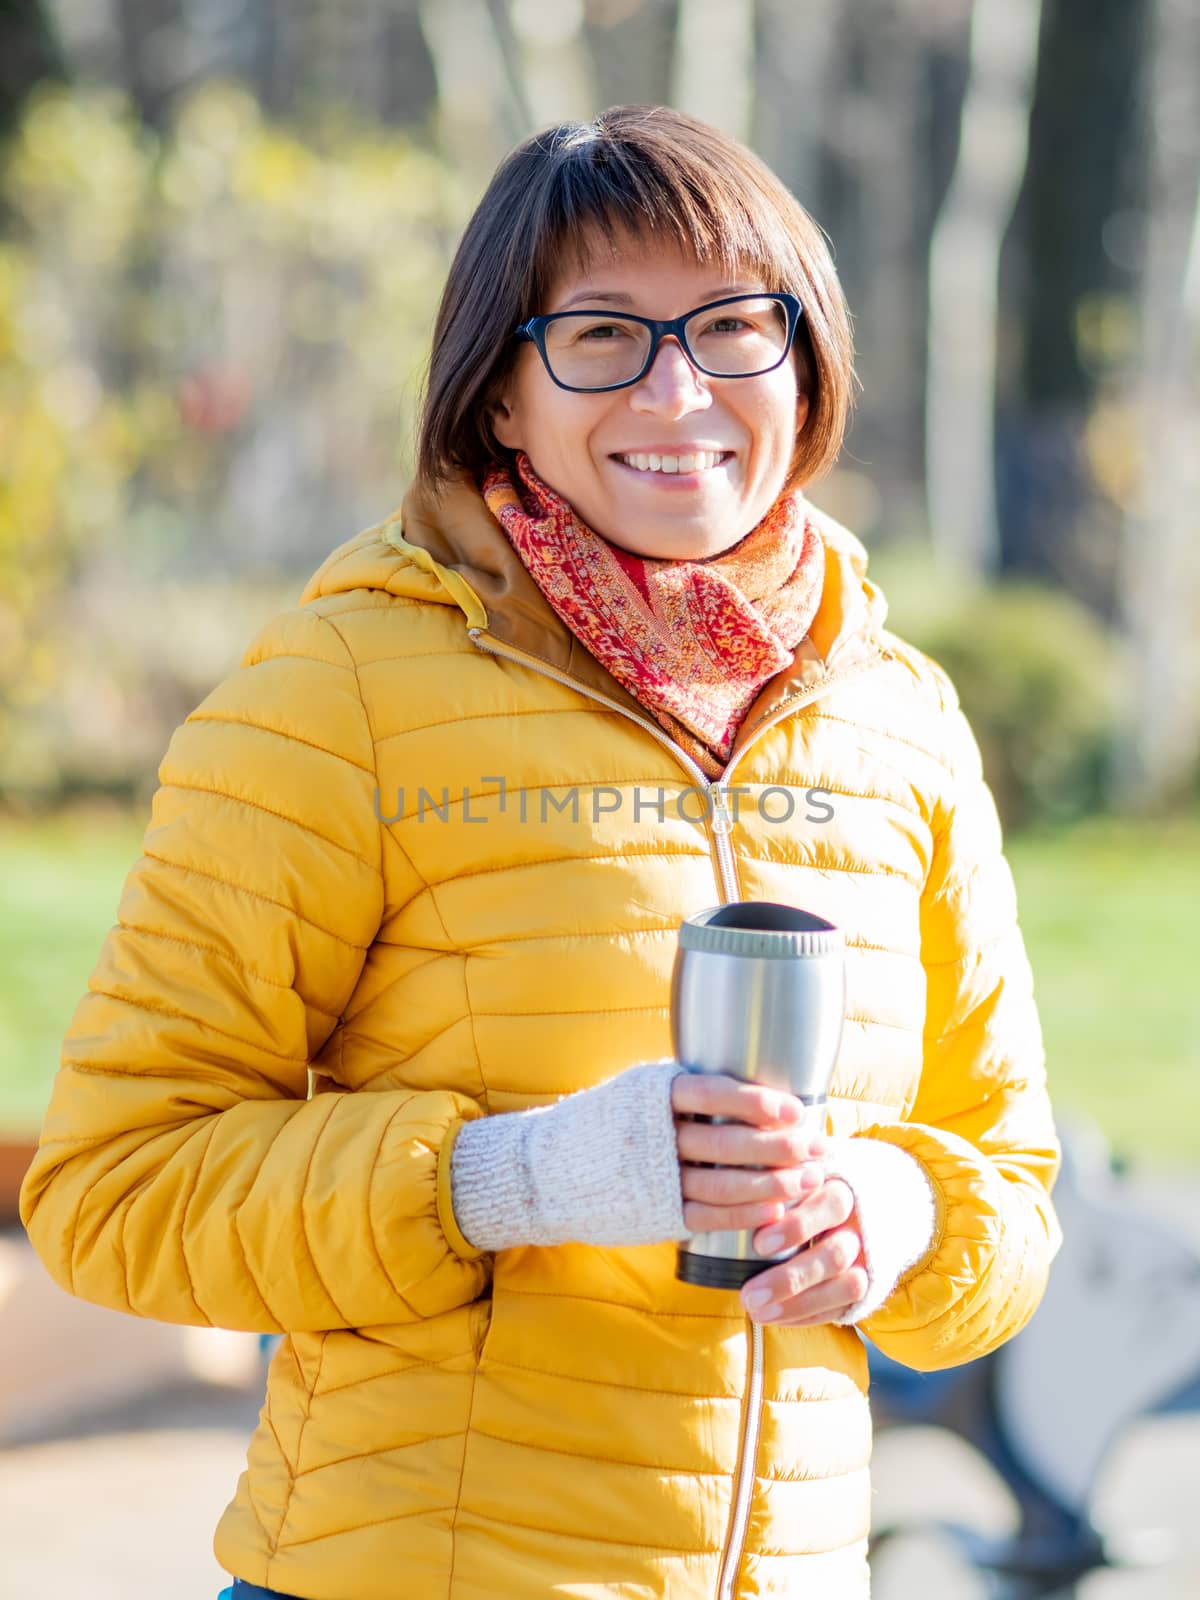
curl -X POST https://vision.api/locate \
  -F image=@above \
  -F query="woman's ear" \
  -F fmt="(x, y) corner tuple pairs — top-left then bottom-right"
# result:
(786, 390), (814, 492)
(489, 391), (522, 451)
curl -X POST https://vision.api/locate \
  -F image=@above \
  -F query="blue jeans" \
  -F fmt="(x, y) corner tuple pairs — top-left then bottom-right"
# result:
(218, 1582), (311, 1600)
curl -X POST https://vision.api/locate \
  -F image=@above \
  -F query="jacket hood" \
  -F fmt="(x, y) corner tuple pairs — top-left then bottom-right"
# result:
(300, 472), (891, 754)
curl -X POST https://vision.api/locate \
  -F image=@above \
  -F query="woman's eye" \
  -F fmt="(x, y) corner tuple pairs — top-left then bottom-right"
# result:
(706, 317), (751, 335)
(576, 322), (630, 342)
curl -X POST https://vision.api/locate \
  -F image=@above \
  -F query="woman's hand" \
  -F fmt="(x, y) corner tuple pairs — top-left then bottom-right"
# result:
(670, 1071), (868, 1326)
(670, 1072), (830, 1237)
(741, 1177), (867, 1326)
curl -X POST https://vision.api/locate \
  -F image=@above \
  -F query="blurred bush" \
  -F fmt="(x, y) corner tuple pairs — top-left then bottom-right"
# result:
(868, 542), (1125, 832)
(1, 80), (458, 810)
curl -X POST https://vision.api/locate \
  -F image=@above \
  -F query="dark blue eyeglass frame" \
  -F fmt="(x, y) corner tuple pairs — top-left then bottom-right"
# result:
(512, 291), (804, 394)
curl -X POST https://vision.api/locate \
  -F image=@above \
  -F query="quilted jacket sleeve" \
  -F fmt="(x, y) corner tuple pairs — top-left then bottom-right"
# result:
(18, 605), (488, 1334)
(850, 662), (1062, 1371)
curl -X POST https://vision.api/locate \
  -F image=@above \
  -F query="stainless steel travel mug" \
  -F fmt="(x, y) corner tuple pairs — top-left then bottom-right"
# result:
(672, 901), (845, 1290)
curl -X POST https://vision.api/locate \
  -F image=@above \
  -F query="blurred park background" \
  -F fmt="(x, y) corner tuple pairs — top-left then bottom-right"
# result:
(0, 2), (1198, 1596)
(3, 0), (1198, 1157)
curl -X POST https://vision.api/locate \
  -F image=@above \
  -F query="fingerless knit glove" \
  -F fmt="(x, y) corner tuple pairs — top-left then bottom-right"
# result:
(823, 1137), (939, 1325)
(450, 1060), (689, 1250)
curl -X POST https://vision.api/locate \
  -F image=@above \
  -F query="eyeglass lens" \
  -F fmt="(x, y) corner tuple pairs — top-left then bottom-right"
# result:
(541, 297), (791, 389)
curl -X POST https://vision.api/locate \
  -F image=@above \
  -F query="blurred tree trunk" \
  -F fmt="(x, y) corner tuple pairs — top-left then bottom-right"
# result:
(752, 0), (837, 217)
(792, 3), (874, 501)
(1001, 0), (1150, 606)
(247, 0), (436, 128)
(114, 0), (182, 133)
(418, 0), (520, 202)
(499, 0), (597, 131)
(926, 0), (1042, 579)
(0, 0), (66, 142)
(377, 1), (439, 128)
(1112, 0), (1200, 811)
(584, 0), (678, 113)
(672, 0), (753, 142)
(856, 3), (925, 528)
(251, 0), (286, 118)
(785, 2), (969, 538)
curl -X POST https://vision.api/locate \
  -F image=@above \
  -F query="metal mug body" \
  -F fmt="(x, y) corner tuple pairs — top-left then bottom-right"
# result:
(672, 903), (846, 1290)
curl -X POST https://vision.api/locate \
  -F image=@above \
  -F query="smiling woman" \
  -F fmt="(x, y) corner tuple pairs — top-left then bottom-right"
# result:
(19, 105), (1061, 1600)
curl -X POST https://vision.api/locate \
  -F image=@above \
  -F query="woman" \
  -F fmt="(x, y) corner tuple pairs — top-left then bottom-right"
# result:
(20, 106), (1061, 1599)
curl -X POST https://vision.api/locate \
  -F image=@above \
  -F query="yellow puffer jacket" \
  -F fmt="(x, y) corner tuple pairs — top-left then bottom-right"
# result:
(20, 476), (1061, 1599)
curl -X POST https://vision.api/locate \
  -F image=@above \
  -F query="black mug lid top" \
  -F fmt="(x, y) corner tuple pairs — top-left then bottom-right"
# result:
(679, 901), (843, 960)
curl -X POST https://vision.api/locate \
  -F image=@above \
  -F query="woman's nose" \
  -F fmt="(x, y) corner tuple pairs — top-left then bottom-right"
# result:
(628, 336), (712, 416)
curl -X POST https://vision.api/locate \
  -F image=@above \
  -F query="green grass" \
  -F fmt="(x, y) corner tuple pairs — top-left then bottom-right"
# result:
(1006, 814), (1200, 1163)
(0, 807), (150, 1134)
(1, 808), (1197, 1161)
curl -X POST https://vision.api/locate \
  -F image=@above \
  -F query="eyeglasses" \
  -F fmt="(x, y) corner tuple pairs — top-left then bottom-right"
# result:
(513, 292), (803, 394)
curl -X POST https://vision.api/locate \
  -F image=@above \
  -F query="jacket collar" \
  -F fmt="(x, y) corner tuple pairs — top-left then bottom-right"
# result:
(359, 471), (890, 763)
(388, 474), (649, 718)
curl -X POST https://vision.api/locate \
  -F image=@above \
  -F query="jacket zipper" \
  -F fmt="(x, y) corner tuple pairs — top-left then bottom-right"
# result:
(718, 1320), (765, 1600)
(466, 624), (885, 1599)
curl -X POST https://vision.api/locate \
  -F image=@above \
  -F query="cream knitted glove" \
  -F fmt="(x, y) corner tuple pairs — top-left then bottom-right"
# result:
(822, 1137), (939, 1325)
(450, 1060), (690, 1250)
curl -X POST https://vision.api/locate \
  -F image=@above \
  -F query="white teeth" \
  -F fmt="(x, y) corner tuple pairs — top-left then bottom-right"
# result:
(618, 450), (726, 474)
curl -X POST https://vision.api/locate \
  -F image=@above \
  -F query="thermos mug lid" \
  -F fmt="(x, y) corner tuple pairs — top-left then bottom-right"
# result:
(678, 901), (843, 960)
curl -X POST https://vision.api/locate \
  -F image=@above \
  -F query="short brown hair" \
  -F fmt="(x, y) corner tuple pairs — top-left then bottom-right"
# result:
(417, 105), (855, 492)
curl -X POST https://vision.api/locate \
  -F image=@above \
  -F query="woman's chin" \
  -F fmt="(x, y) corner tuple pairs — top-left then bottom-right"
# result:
(594, 491), (754, 561)
(605, 526), (750, 561)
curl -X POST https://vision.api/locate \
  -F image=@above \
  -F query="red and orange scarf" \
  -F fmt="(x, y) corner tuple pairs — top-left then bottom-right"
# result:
(481, 451), (825, 778)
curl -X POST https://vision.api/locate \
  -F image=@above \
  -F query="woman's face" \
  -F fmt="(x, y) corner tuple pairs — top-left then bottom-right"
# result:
(490, 235), (807, 560)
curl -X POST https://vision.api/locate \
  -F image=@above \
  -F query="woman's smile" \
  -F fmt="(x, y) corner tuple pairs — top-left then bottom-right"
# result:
(609, 446), (735, 483)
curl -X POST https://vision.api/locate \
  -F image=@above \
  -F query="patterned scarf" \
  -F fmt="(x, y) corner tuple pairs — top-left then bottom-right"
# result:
(481, 451), (826, 778)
